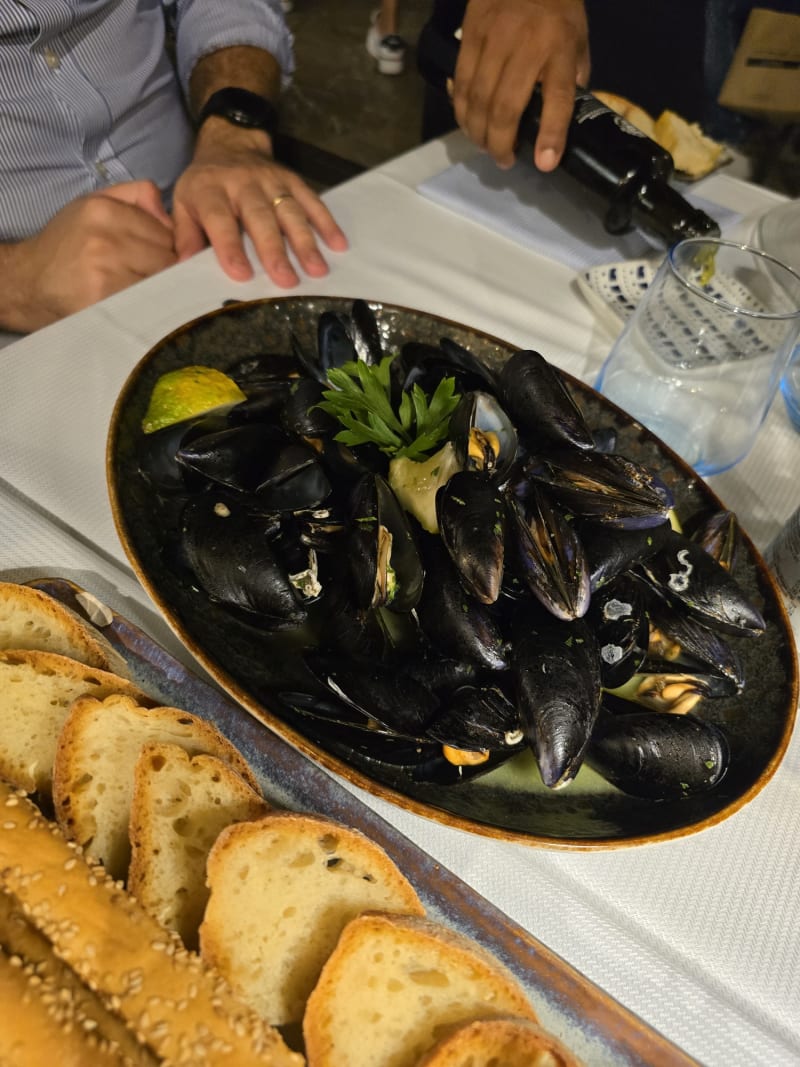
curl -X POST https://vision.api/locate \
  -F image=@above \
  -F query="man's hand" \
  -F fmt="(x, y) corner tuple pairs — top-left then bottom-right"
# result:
(454, 0), (590, 172)
(1, 181), (177, 333)
(171, 119), (348, 288)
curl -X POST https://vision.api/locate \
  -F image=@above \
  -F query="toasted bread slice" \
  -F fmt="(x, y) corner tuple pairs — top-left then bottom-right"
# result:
(592, 90), (657, 139)
(200, 812), (425, 1026)
(303, 911), (538, 1067)
(653, 109), (725, 179)
(0, 582), (129, 677)
(0, 649), (149, 795)
(416, 1017), (582, 1067)
(0, 781), (303, 1067)
(52, 693), (261, 881)
(128, 742), (270, 948)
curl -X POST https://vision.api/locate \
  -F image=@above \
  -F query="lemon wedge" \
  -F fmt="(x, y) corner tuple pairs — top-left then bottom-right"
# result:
(141, 365), (246, 434)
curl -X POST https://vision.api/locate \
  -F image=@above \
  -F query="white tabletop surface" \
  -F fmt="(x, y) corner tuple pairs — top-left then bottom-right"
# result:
(1, 132), (799, 1066)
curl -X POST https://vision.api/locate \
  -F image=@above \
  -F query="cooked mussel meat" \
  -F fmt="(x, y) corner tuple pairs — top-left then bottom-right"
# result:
(449, 390), (518, 480)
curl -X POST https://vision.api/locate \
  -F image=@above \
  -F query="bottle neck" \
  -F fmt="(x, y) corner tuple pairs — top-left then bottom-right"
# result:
(628, 178), (721, 246)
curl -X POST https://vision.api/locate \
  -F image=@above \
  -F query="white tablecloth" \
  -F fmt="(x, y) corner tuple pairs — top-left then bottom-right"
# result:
(1, 132), (798, 1066)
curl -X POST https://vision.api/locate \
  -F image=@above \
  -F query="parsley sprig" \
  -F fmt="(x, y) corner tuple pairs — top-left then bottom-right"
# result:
(316, 355), (461, 462)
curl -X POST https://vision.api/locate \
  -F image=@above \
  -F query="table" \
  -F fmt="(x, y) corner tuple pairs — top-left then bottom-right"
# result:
(1, 132), (798, 1066)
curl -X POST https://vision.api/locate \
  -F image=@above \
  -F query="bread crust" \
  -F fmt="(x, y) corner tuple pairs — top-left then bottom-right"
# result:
(200, 812), (425, 1026)
(128, 742), (269, 948)
(0, 648), (149, 794)
(0, 780), (303, 1067)
(415, 1016), (583, 1066)
(52, 693), (261, 880)
(303, 911), (537, 1067)
(0, 581), (130, 677)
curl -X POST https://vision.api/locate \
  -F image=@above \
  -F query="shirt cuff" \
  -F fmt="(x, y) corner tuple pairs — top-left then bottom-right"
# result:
(174, 0), (295, 100)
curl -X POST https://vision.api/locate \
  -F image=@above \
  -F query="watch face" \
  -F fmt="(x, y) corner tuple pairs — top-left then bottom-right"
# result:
(199, 89), (278, 135)
(229, 107), (257, 127)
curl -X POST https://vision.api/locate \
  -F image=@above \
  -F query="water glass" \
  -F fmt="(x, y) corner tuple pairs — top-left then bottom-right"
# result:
(595, 238), (800, 476)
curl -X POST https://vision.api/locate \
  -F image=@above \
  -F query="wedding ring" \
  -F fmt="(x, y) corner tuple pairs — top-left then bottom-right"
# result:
(272, 194), (293, 209)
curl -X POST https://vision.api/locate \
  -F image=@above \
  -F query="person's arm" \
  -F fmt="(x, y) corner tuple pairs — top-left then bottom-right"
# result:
(171, 45), (348, 287)
(453, 0), (590, 171)
(0, 182), (176, 334)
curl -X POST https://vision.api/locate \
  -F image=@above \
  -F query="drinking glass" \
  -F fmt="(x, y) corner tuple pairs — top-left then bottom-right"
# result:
(595, 238), (800, 476)
(755, 198), (800, 431)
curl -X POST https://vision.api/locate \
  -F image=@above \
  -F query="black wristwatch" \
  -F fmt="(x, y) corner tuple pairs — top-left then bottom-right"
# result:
(196, 87), (279, 136)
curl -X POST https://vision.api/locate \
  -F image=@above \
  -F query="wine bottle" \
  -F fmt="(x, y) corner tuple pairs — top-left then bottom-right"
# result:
(416, 22), (721, 248)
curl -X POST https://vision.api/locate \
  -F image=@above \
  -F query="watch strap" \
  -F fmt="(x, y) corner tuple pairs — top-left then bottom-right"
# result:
(196, 87), (279, 136)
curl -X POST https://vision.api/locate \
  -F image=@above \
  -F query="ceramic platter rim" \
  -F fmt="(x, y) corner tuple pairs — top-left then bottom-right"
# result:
(106, 296), (799, 850)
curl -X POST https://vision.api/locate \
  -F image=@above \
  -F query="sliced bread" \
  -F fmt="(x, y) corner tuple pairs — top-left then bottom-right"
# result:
(0, 581), (129, 677)
(199, 812), (425, 1026)
(52, 693), (261, 881)
(0, 648), (149, 795)
(128, 741), (270, 948)
(302, 911), (538, 1067)
(415, 1017), (582, 1067)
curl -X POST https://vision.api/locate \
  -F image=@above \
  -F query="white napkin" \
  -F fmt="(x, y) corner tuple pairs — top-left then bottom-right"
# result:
(417, 153), (741, 271)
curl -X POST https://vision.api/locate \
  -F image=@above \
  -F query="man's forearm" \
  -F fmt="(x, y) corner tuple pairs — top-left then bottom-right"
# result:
(188, 46), (283, 118)
(0, 242), (33, 334)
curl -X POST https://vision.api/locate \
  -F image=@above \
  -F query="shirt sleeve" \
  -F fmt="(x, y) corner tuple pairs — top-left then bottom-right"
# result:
(172, 0), (295, 98)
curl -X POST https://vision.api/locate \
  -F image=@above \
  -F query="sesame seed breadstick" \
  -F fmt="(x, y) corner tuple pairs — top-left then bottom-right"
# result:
(0, 782), (304, 1067)
(0, 944), (128, 1067)
(0, 891), (159, 1067)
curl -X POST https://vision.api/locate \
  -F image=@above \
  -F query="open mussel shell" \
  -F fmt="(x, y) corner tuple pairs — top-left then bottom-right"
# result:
(685, 508), (743, 573)
(436, 469), (506, 605)
(645, 595), (745, 695)
(523, 450), (674, 530)
(349, 299), (383, 365)
(450, 390), (518, 481)
(390, 338), (497, 402)
(348, 472), (424, 613)
(176, 423), (284, 494)
(138, 409), (234, 493)
(636, 528), (766, 638)
(499, 349), (595, 451)
(226, 352), (302, 389)
(513, 618), (602, 789)
(507, 482), (590, 621)
(280, 376), (338, 438)
(179, 494), (307, 627)
(585, 709), (731, 800)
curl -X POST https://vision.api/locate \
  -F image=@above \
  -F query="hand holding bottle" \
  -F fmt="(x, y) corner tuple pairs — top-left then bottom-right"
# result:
(453, 0), (590, 171)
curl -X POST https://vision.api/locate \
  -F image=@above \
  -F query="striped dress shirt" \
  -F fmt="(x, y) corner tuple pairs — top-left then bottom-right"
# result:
(0, 0), (294, 241)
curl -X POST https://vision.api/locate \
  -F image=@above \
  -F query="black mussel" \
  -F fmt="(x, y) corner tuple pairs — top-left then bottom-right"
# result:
(507, 482), (590, 621)
(138, 410), (233, 493)
(348, 473), (424, 613)
(425, 685), (525, 755)
(636, 529), (765, 638)
(645, 596), (745, 695)
(310, 656), (439, 738)
(180, 494), (307, 627)
(318, 310), (358, 374)
(685, 509), (742, 573)
(416, 539), (509, 670)
(227, 385), (294, 424)
(450, 391), (518, 481)
(437, 470), (506, 605)
(176, 423), (284, 494)
(391, 339), (497, 401)
(349, 299), (383, 365)
(513, 618), (602, 789)
(579, 518), (673, 591)
(255, 442), (333, 512)
(605, 668), (734, 716)
(586, 574), (649, 688)
(406, 655), (479, 693)
(499, 349), (595, 451)
(226, 352), (302, 389)
(524, 450), (674, 529)
(585, 709), (730, 799)
(280, 377), (339, 439)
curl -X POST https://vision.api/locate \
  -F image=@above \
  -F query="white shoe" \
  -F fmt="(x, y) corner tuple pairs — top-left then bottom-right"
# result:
(366, 9), (406, 75)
